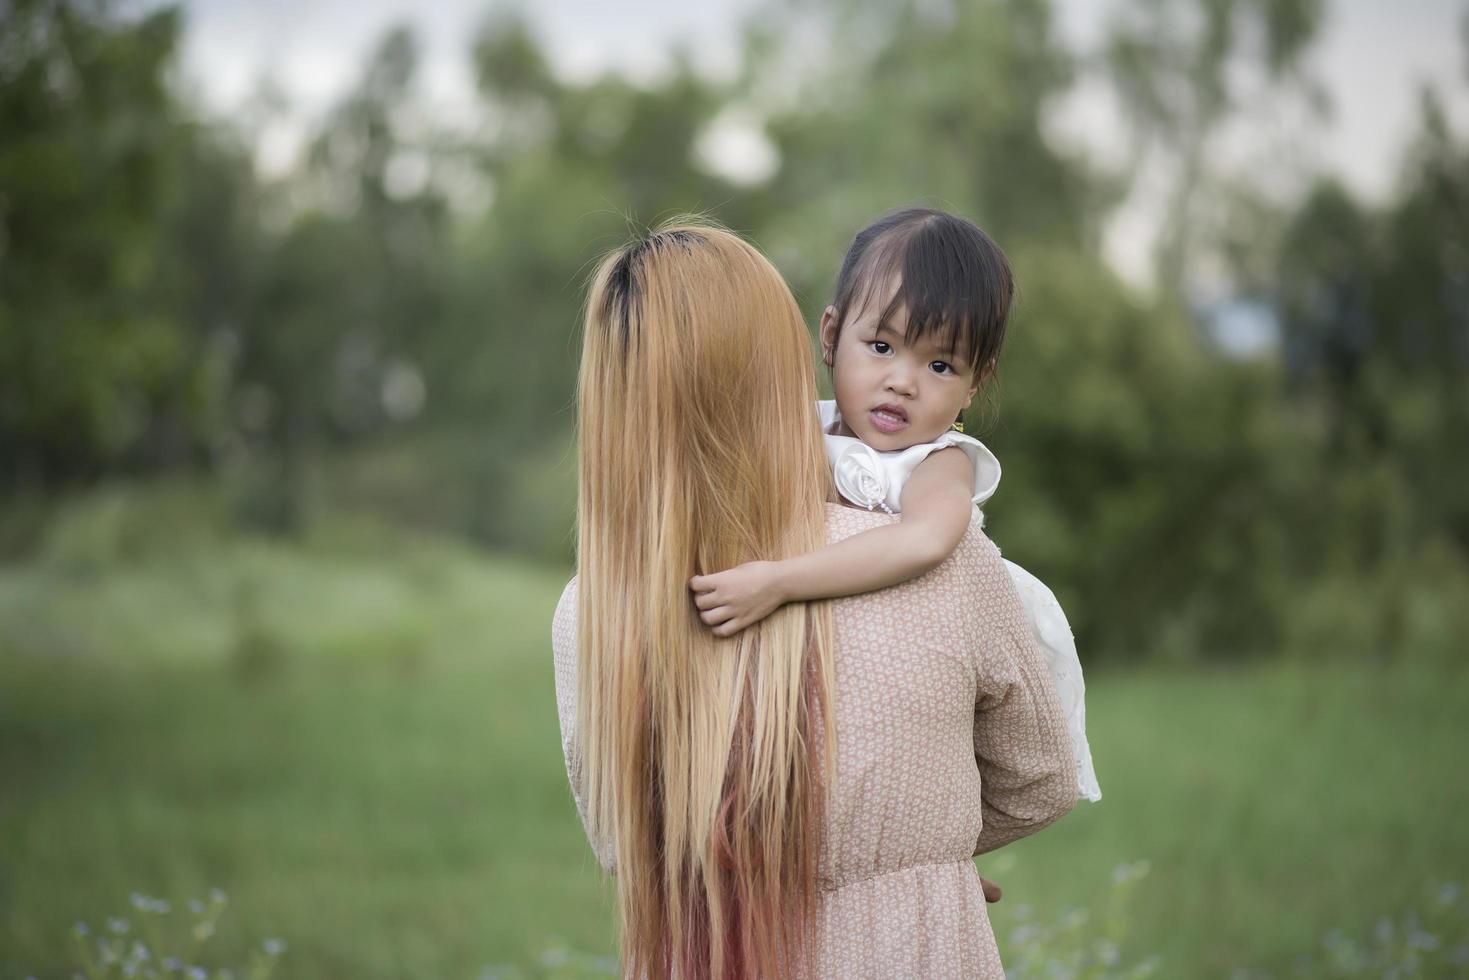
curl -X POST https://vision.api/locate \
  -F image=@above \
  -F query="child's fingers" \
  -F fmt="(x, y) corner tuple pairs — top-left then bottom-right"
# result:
(699, 606), (734, 627)
(713, 618), (745, 638)
(693, 591), (722, 611)
(689, 574), (717, 592)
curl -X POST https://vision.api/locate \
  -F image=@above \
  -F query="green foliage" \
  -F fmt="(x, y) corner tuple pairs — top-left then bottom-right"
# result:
(0, 0), (195, 479)
(1, 0), (1464, 661)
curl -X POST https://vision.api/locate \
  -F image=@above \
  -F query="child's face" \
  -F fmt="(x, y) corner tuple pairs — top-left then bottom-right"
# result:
(819, 285), (980, 452)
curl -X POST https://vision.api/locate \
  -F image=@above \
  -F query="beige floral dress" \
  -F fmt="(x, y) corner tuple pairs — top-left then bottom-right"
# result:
(552, 503), (1079, 978)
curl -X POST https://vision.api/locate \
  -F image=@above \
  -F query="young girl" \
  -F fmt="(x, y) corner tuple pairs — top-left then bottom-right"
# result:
(689, 207), (1101, 804)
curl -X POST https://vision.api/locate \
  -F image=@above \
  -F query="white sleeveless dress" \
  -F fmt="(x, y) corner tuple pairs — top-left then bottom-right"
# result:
(819, 400), (1102, 802)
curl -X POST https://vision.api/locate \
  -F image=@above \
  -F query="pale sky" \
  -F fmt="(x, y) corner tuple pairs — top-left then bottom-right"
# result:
(166, 0), (1468, 287)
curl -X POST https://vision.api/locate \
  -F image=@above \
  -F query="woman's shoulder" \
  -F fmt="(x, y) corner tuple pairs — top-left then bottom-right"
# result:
(552, 576), (579, 656)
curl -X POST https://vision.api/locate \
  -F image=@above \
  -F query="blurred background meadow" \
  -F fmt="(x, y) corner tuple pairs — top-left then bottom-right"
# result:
(2, 0), (1468, 976)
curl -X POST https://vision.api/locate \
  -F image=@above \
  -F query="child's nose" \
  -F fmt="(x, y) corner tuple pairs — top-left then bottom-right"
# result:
(884, 362), (918, 395)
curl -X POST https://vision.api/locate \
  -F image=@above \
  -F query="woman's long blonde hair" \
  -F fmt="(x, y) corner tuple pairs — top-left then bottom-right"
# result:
(576, 221), (836, 979)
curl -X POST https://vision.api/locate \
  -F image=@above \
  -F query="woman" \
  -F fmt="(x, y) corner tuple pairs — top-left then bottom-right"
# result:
(551, 221), (1077, 979)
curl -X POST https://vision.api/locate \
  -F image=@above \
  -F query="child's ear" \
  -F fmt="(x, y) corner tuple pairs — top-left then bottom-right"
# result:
(818, 306), (839, 365)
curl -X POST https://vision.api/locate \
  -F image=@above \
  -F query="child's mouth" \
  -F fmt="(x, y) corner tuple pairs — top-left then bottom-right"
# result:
(869, 406), (909, 433)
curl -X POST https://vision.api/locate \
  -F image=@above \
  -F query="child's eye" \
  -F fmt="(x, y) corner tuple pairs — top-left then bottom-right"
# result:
(930, 360), (954, 375)
(869, 341), (892, 355)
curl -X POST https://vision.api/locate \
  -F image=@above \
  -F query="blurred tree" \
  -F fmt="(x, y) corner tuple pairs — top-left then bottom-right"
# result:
(231, 25), (452, 531)
(747, 0), (1101, 304)
(1374, 91), (1469, 549)
(1275, 179), (1376, 447)
(1275, 90), (1469, 545)
(1103, 0), (1327, 296)
(0, 0), (195, 486)
(420, 11), (748, 551)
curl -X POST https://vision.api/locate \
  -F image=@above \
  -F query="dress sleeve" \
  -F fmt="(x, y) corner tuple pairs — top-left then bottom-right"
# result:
(970, 559), (1079, 856)
(886, 431), (1003, 513)
(551, 577), (617, 871)
(1004, 559), (1103, 803)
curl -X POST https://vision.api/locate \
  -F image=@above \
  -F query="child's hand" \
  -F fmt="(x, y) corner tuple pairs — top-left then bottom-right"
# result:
(689, 561), (787, 637)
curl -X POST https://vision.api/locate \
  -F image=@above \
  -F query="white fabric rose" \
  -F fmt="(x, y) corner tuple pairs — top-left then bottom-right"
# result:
(830, 440), (894, 514)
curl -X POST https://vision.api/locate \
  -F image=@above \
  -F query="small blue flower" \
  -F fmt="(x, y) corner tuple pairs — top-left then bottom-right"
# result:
(108, 917), (132, 935)
(188, 899), (205, 915)
(262, 937), (286, 956)
(187, 966), (207, 980)
(208, 887), (228, 905)
(162, 956), (182, 971)
(129, 893), (149, 910)
(1408, 928), (1441, 951)
(129, 941), (150, 962)
(72, 922), (90, 938)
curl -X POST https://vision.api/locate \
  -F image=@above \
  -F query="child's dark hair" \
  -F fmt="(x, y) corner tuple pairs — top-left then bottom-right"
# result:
(829, 207), (1014, 382)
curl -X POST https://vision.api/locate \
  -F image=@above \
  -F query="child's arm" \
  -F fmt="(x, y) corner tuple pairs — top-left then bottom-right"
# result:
(689, 446), (975, 637)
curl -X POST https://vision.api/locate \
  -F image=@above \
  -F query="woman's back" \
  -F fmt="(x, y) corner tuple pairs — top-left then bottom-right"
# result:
(553, 504), (1076, 978)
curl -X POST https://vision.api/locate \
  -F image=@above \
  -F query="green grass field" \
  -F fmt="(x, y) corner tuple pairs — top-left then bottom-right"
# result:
(2, 504), (1466, 978)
